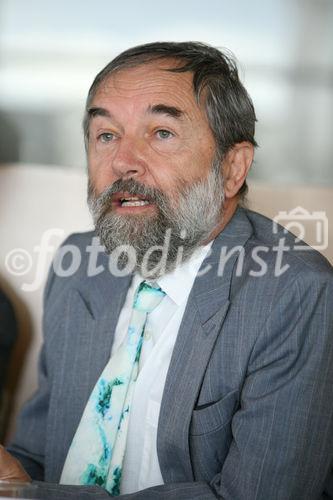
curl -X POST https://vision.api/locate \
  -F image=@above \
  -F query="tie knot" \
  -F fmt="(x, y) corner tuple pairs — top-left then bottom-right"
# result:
(133, 281), (166, 313)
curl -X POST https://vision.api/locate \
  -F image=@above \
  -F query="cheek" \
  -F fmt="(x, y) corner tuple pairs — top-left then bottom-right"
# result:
(148, 158), (185, 192)
(170, 149), (213, 185)
(88, 153), (116, 193)
(88, 144), (112, 167)
(149, 150), (208, 195)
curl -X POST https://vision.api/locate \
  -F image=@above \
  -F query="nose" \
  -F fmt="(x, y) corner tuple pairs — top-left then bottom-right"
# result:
(111, 136), (147, 180)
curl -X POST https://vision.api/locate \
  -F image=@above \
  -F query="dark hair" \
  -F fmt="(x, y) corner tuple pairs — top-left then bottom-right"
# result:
(83, 41), (257, 197)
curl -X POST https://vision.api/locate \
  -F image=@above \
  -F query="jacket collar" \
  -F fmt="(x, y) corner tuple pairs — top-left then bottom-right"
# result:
(157, 207), (254, 482)
(194, 206), (253, 329)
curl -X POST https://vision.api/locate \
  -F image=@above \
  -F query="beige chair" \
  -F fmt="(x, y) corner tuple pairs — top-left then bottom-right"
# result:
(0, 164), (92, 440)
(0, 164), (331, 440)
(248, 181), (332, 265)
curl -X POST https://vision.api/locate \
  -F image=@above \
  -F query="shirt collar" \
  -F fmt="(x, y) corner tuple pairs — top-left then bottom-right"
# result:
(155, 242), (213, 306)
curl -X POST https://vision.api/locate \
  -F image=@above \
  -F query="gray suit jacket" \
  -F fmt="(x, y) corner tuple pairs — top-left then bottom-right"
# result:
(8, 208), (333, 499)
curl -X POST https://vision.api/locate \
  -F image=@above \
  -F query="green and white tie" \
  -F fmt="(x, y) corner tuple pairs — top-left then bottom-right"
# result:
(60, 281), (166, 495)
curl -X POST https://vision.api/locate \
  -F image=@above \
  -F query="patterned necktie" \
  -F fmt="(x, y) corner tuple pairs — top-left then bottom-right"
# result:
(60, 281), (166, 495)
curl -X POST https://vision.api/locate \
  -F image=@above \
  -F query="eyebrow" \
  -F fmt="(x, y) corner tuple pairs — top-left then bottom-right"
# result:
(87, 107), (112, 119)
(147, 103), (184, 119)
(87, 103), (184, 122)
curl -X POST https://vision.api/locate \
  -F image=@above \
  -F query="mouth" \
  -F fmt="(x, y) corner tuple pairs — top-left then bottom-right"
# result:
(111, 192), (155, 213)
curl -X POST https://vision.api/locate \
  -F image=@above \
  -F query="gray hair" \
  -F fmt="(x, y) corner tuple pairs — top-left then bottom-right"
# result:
(83, 41), (257, 198)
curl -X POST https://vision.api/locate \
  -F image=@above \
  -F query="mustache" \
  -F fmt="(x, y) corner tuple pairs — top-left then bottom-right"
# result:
(88, 178), (169, 215)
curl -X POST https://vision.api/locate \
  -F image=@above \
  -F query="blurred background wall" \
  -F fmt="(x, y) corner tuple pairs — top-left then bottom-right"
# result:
(0, 0), (332, 183)
(0, 0), (332, 440)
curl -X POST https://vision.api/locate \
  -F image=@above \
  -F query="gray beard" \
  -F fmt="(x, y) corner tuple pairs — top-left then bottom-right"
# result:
(87, 158), (225, 279)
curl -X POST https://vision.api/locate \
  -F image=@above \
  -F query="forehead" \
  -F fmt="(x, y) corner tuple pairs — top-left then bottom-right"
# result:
(91, 60), (203, 117)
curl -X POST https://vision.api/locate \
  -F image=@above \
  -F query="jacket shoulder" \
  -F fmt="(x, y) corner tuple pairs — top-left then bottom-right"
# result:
(43, 230), (103, 303)
(244, 208), (333, 276)
(62, 230), (97, 250)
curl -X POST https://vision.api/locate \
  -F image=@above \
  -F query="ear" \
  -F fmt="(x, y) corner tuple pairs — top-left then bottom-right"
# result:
(222, 142), (254, 199)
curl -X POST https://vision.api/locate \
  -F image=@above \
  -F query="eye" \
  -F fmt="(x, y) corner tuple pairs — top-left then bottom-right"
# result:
(98, 132), (115, 143)
(156, 129), (174, 140)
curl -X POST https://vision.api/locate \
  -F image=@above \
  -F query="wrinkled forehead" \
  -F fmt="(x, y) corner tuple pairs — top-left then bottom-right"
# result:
(83, 59), (215, 144)
(91, 59), (199, 107)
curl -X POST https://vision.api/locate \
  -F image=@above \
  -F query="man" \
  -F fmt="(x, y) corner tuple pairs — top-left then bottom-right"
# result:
(1, 42), (333, 499)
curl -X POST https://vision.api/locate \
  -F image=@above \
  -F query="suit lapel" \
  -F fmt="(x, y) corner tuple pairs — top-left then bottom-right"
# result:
(51, 253), (133, 480)
(157, 208), (254, 482)
(66, 256), (132, 422)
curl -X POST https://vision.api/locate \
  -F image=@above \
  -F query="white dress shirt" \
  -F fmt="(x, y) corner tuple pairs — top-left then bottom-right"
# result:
(110, 243), (213, 495)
